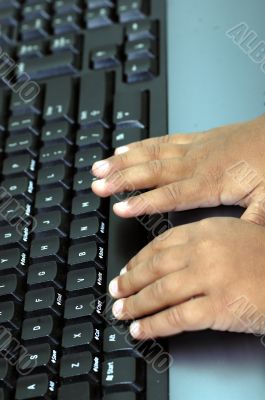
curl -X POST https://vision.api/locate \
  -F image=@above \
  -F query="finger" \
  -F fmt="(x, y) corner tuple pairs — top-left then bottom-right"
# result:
(125, 224), (191, 273)
(241, 200), (265, 227)
(115, 132), (209, 154)
(112, 269), (203, 320)
(109, 244), (190, 299)
(129, 296), (214, 339)
(91, 157), (195, 197)
(92, 143), (189, 178)
(113, 175), (220, 217)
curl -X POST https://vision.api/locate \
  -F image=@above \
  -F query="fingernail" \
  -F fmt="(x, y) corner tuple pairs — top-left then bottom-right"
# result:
(112, 299), (124, 318)
(92, 160), (110, 175)
(130, 321), (141, 338)
(120, 266), (127, 275)
(109, 278), (119, 297)
(115, 146), (129, 155)
(113, 200), (130, 212)
(91, 179), (107, 192)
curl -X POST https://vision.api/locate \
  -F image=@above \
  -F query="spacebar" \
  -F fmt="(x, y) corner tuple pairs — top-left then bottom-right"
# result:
(18, 52), (77, 80)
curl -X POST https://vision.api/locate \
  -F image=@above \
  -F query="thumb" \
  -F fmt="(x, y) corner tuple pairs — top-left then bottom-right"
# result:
(241, 200), (265, 226)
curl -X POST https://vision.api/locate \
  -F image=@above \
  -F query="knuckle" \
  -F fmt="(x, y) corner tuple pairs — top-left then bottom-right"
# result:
(148, 253), (162, 278)
(167, 304), (197, 330)
(146, 144), (161, 160)
(149, 159), (163, 178)
(151, 279), (165, 302)
(163, 183), (181, 204)
(124, 295), (137, 319)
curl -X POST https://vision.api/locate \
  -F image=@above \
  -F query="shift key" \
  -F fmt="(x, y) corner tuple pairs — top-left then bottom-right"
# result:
(18, 51), (77, 80)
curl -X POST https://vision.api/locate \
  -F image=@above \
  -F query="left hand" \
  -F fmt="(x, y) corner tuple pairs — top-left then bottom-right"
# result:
(108, 217), (265, 339)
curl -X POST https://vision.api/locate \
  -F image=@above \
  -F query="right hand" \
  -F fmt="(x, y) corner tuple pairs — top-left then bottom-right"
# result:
(92, 114), (265, 226)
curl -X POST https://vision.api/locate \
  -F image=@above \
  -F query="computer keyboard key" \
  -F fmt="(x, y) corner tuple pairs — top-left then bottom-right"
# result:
(87, 0), (115, 9)
(35, 187), (69, 212)
(73, 171), (96, 192)
(5, 132), (38, 156)
(42, 122), (73, 144)
(40, 142), (72, 165)
(76, 127), (108, 148)
(18, 51), (77, 81)
(78, 73), (109, 128)
(0, 8), (18, 26)
(114, 91), (146, 128)
(60, 351), (99, 382)
(24, 287), (63, 316)
(126, 19), (155, 41)
(37, 163), (71, 188)
(0, 358), (14, 389)
(21, 315), (59, 342)
(0, 248), (26, 275)
(64, 293), (103, 321)
(68, 241), (105, 268)
(58, 382), (94, 400)
(10, 91), (42, 116)
(8, 114), (39, 134)
(55, 0), (82, 15)
(66, 267), (104, 294)
(91, 45), (120, 70)
(125, 58), (157, 83)
(112, 128), (146, 148)
(102, 357), (144, 391)
(117, 0), (147, 22)
(27, 261), (63, 288)
(125, 38), (156, 60)
(34, 210), (68, 236)
(86, 7), (113, 29)
(51, 35), (75, 56)
(62, 321), (101, 351)
(15, 373), (56, 400)
(21, 18), (50, 40)
(3, 154), (35, 178)
(0, 0), (19, 9)
(44, 77), (74, 123)
(75, 146), (104, 169)
(53, 13), (81, 34)
(72, 192), (105, 216)
(2, 176), (34, 202)
(18, 41), (46, 59)
(18, 343), (57, 373)
(104, 325), (139, 355)
(70, 216), (106, 241)
(30, 236), (65, 262)
(0, 274), (23, 302)
(0, 225), (22, 247)
(23, 3), (51, 21)
(0, 301), (22, 329)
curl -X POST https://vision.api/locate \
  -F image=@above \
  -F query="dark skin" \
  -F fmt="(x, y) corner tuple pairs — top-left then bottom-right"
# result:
(92, 114), (265, 339)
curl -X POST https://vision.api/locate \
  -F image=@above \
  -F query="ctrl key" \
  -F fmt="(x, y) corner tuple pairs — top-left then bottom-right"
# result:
(15, 373), (56, 399)
(102, 357), (144, 392)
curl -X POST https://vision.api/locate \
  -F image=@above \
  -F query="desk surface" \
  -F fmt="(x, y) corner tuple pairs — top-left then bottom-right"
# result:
(167, 0), (265, 399)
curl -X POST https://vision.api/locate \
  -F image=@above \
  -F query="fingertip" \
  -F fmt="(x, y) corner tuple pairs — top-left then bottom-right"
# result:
(113, 201), (131, 217)
(92, 160), (110, 178)
(91, 179), (109, 196)
(130, 321), (143, 339)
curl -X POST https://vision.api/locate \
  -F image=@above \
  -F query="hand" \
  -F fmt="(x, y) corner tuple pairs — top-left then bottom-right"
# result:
(108, 218), (265, 339)
(92, 114), (265, 225)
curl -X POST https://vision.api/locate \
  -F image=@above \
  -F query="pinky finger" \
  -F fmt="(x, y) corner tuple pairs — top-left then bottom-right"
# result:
(129, 296), (215, 339)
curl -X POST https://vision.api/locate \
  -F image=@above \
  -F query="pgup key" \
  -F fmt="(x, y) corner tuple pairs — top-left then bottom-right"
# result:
(78, 72), (109, 128)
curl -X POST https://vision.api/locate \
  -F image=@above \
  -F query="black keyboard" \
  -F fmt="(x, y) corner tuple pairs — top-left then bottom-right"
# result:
(0, 0), (168, 399)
